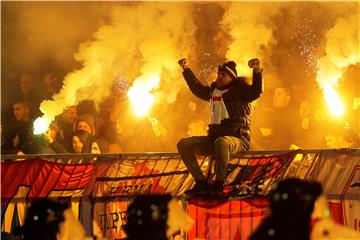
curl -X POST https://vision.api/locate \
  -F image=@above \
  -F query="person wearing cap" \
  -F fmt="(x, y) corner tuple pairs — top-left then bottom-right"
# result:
(177, 58), (263, 195)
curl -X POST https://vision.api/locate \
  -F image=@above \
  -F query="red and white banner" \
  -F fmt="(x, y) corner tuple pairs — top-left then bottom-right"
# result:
(1, 149), (359, 239)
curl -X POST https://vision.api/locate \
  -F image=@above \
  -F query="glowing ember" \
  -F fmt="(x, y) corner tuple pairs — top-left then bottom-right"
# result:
(322, 84), (345, 117)
(127, 74), (160, 116)
(33, 117), (50, 135)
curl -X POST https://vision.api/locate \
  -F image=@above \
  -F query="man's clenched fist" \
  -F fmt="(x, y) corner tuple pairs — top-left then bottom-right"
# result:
(248, 58), (261, 69)
(178, 58), (188, 70)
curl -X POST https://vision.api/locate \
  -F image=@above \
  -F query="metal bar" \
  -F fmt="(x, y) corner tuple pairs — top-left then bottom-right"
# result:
(2, 149), (359, 162)
(96, 170), (188, 182)
(4, 192), (360, 204)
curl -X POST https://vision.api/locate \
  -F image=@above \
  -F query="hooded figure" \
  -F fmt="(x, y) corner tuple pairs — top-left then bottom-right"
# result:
(74, 114), (96, 136)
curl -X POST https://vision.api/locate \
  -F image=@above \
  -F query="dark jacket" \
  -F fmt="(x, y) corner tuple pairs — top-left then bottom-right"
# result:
(182, 68), (263, 145)
(3, 119), (38, 153)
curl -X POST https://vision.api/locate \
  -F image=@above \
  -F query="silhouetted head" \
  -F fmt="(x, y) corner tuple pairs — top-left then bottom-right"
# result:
(19, 199), (68, 240)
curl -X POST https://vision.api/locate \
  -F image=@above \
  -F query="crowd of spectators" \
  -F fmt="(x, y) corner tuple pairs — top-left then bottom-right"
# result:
(1, 71), (120, 156)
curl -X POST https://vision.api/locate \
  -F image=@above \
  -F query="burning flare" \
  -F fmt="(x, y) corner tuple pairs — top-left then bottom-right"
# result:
(33, 117), (51, 135)
(322, 84), (344, 117)
(34, 3), (195, 132)
(316, 12), (359, 118)
(127, 73), (160, 116)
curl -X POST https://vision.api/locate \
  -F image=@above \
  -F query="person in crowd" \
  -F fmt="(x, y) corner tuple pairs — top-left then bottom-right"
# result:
(177, 58), (263, 195)
(74, 114), (112, 154)
(14, 73), (42, 118)
(41, 122), (68, 154)
(249, 178), (322, 240)
(41, 71), (62, 100)
(2, 99), (36, 154)
(71, 130), (95, 154)
(124, 194), (193, 240)
(56, 106), (77, 152)
(74, 114), (96, 136)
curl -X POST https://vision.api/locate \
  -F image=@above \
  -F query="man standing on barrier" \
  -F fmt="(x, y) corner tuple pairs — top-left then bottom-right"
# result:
(177, 57), (263, 195)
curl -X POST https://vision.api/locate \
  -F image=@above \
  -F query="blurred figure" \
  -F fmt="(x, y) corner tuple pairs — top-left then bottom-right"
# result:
(249, 178), (322, 240)
(311, 194), (360, 239)
(14, 73), (42, 118)
(41, 71), (62, 100)
(91, 139), (109, 154)
(1, 232), (14, 240)
(17, 199), (68, 240)
(18, 74), (35, 99)
(124, 194), (193, 240)
(17, 199), (94, 240)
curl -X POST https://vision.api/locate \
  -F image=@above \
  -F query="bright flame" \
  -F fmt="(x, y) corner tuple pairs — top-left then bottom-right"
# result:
(127, 74), (160, 116)
(33, 117), (51, 135)
(322, 84), (345, 117)
(316, 12), (359, 118)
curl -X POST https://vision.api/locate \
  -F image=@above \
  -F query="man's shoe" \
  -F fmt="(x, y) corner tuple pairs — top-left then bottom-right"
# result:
(185, 181), (211, 195)
(210, 181), (224, 195)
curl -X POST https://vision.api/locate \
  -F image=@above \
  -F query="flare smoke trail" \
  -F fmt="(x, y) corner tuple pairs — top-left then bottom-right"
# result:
(316, 12), (360, 117)
(126, 3), (195, 116)
(39, 3), (195, 125)
(221, 2), (281, 75)
(3, 2), (359, 150)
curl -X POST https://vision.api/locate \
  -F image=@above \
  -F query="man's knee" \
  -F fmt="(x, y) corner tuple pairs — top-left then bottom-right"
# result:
(177, 138), (189, 151)
(214, 137), (228, 149)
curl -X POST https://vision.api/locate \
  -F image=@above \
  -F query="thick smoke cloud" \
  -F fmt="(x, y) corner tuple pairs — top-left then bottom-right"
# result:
(2, 2), (359, 151)
(39, 2), (195, 127)
(1, 2), (111, 78)
(221, 2), (280, 75)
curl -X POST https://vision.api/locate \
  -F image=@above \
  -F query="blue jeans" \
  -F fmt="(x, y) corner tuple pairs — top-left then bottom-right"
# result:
(177, 135), (249, 182)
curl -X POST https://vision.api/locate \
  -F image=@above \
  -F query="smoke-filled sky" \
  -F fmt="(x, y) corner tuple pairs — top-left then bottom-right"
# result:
(1, 1), (359, 152)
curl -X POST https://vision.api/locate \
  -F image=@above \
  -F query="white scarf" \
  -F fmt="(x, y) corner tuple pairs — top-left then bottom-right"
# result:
(209, 88), (229, 124)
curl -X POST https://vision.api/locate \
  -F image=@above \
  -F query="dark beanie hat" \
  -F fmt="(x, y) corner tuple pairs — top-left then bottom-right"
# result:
(218, 61), (237, 80)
